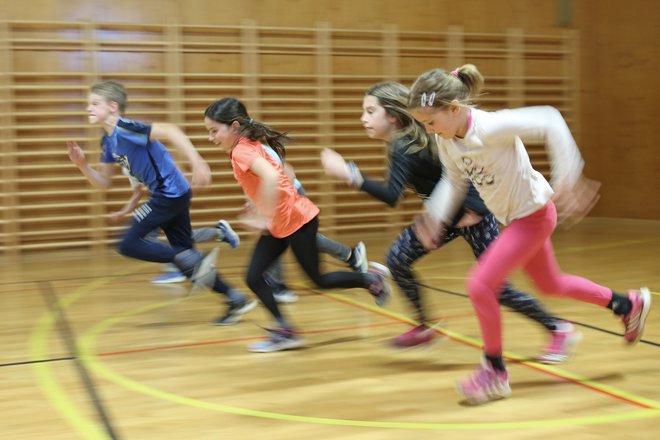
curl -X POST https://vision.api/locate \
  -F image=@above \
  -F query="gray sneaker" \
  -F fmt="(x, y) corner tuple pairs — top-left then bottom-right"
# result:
(348, 241), (368, 273)
(190, 247), (219, 291)
(248, 328), (305, 353)
(211, 298), (257, 326)
(367, 262), (392, 307)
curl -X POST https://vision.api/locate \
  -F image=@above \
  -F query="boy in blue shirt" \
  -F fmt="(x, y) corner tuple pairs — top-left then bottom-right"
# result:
(67, 80), (255, 325)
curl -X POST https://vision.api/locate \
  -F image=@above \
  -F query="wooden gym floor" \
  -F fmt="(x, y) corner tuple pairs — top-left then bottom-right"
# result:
(1, 218), (659, 439)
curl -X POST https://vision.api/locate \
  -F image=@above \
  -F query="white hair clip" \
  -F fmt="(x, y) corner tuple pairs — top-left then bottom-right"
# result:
(421, 91), (436, 107)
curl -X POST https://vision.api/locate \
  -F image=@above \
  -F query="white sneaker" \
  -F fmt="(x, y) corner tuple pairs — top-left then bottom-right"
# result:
(274, 290), (299, 303)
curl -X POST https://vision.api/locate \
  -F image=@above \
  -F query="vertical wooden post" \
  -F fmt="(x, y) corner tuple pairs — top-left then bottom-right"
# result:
(83, 21), (106, 253)
(383, 24), (399, 81)
(241, 19), (260, 120)
(447, 25), (464, 70)
(383, 24), (403, 233)
(507, 28), (524, 108)
(0, 19), (19, 257)
(315, 23), (335, 231)
(564, 29), (580, 142)
(166, 24), (183, 127)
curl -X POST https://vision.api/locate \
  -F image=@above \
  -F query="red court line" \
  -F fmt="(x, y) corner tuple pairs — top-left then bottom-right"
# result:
(299, 285), (657, 410)
(88, 283), (655, 410)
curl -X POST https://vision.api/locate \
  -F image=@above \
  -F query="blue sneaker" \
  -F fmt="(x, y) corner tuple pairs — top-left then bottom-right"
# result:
(216, 219), (240, 249)
(151, 271), (187, 284)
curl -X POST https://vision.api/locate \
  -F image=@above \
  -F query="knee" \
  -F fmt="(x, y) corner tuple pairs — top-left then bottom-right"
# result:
(467, 276), (493, 301)
(245, 268), (262, 293)
(116, 237), (133, 257)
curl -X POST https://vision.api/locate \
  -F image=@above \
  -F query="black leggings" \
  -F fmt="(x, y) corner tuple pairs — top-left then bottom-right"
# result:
(246, 216), (370, 320)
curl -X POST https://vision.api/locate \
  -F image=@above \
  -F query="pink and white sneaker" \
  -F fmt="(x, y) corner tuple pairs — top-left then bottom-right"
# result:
(456, 358), (511, 405)
(536, 321), (582, 364)
(622, 287), (651, 344)
(390, 324), (436, 348)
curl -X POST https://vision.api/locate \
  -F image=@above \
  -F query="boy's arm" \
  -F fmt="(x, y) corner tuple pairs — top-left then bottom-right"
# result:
(67, 141), (115, 189)
(108, 186), (144, 225)
(149, 123), (211, 188)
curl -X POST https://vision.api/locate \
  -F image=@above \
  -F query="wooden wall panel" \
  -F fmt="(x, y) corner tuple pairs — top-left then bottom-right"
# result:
(574, 0), (660, 220)
(1, 0), (657, 254)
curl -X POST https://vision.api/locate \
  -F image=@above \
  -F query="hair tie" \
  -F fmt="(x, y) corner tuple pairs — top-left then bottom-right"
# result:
(247, 117), (254, 125)
(450, 69), (460, 78)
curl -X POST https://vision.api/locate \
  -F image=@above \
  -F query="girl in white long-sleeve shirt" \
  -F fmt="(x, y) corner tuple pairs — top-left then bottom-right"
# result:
(408, 64), (651, 405)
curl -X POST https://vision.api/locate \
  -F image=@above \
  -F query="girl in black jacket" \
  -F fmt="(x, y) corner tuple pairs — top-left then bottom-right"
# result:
(321, 82), (579, 364)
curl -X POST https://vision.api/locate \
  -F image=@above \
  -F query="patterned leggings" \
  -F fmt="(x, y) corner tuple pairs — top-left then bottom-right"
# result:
(385, 213), (559, 330)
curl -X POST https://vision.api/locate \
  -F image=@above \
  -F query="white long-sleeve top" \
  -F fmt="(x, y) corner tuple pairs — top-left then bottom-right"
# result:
(425, 106), (584, 226)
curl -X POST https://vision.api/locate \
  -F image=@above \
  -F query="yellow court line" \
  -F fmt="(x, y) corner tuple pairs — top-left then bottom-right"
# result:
(29, 265), (152, 440)
(74, 282), (660, 431)
(317, 289), (660, 411)
(31, 233), (659, 436)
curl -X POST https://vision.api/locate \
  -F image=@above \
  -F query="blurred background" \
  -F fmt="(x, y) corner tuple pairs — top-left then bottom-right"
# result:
(0, 0), (658, 256)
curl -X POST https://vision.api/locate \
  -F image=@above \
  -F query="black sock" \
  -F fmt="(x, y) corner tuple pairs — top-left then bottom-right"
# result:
(607, 291), (631, 316)
(486, 355), (506, 372)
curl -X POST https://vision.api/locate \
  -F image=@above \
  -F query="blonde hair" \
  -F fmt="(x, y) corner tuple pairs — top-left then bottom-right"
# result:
(90, 80), (127, 114)
(408, 64), (484, 111)
(365, 81), (432, 154)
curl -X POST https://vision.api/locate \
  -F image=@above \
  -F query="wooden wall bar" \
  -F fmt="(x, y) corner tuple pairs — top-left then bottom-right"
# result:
(0, 20), (577, 254)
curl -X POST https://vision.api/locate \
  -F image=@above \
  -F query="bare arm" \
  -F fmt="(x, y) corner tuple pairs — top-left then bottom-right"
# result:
(67, 141), (115, 189)
(108, 186), (144, 225)
(150, 123), (211, 189)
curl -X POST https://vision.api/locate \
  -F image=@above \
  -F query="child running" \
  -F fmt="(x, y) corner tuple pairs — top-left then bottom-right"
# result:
(204, 97), (392, 352)
(67, 80), (256, 325)
(321, 81), (577, 365)
(407, 65), (651, 404)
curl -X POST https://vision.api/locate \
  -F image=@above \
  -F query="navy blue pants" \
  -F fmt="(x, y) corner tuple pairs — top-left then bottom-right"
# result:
(117, 191), (231, 294)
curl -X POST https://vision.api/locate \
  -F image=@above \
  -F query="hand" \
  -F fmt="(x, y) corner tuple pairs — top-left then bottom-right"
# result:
(553, 176), (601, 228)
(237, 211), (268, 232)
(190, 158), (212, 189)
(412, 212), (446, 250)
(66, 141), (87, 168)
(321, 148), (351, 182)
(455, 209), (483, 228)
(107, 211), (127, 225)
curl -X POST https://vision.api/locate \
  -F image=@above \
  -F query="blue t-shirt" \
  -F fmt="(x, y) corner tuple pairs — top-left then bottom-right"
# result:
(100, 118), (190, 198)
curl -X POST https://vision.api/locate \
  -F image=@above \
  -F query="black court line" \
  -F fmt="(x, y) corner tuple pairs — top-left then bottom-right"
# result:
(38, 281), (122, 440)
(417, 282), (660, 348)
(0, 357), (74, 368)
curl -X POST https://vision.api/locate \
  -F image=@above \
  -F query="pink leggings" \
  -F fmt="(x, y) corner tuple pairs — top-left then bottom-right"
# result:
(468, 201), (612, 356)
